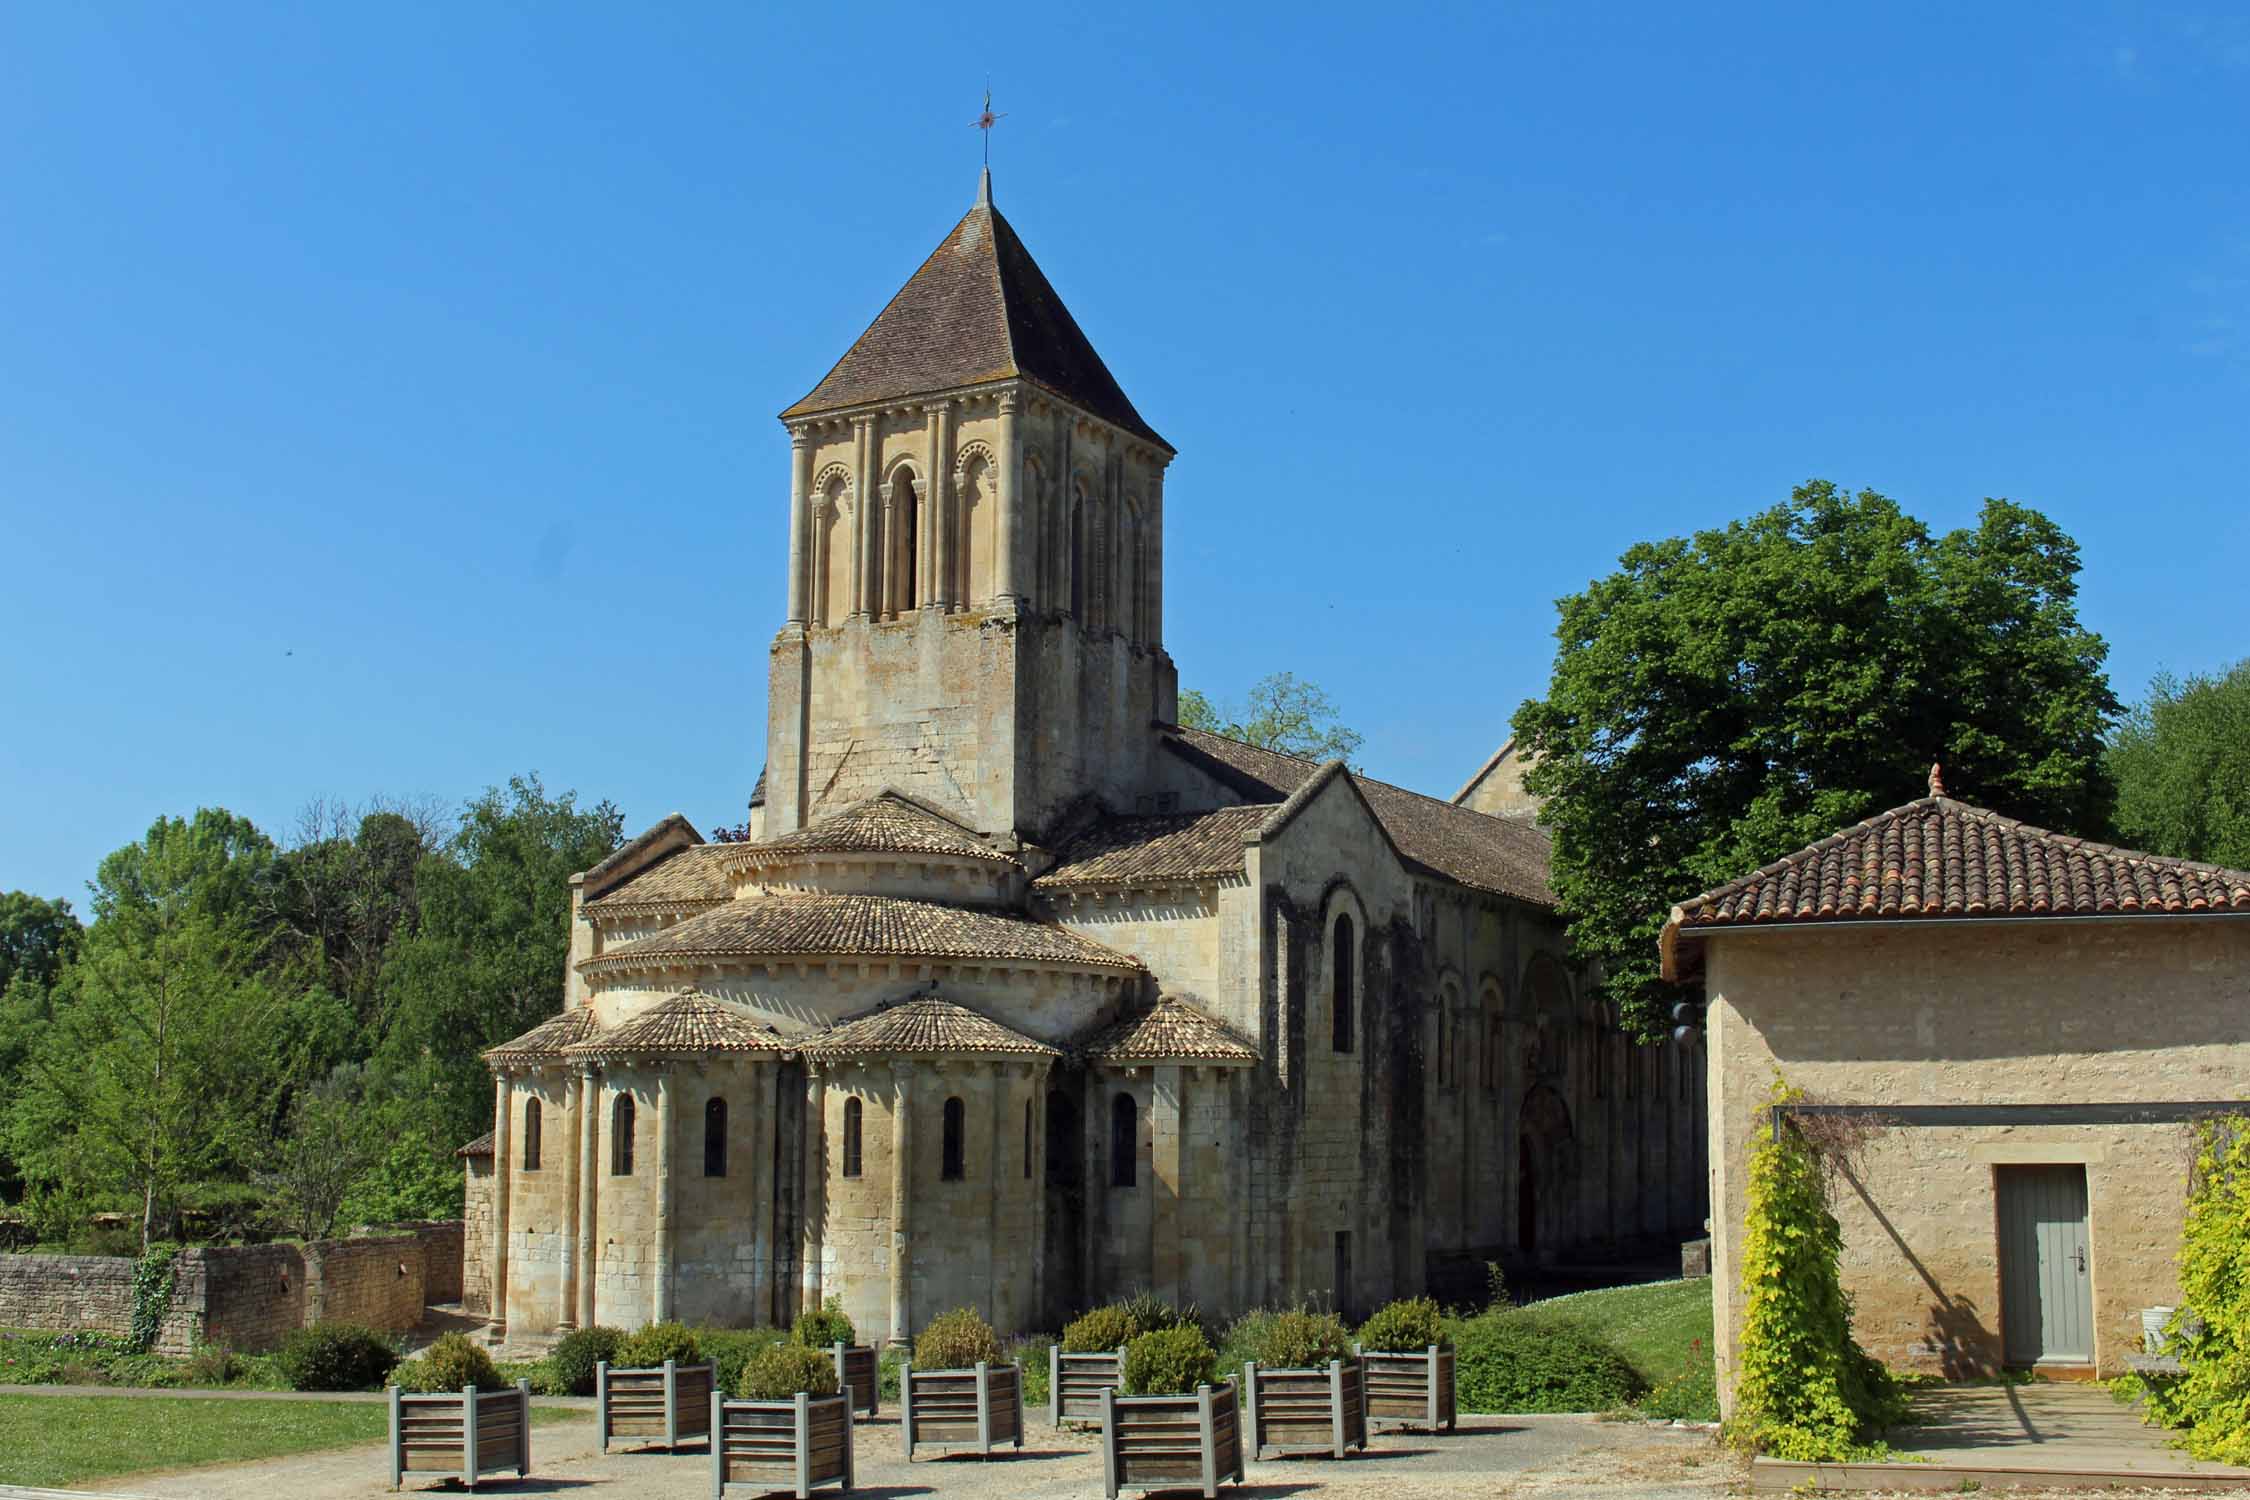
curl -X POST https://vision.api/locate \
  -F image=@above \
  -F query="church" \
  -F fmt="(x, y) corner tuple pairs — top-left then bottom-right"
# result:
(465, 169), (1706, 1345)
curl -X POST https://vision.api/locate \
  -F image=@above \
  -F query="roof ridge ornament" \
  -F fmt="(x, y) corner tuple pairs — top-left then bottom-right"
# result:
(1929, 761), (1946, 798)
(972, 85), (1004, 200)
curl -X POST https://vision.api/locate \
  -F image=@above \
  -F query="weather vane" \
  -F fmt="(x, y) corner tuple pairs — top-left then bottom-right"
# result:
(971, 86), (1006, 167)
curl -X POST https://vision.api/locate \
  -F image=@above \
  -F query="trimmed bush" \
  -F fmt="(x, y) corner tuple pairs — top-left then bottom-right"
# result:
(617, 1321), (702, 1368)
(1061, 1304), (1138, 1354)
(396, 1332), (507, 1393)
(548, 1325), (625, 1397)
(1251, 1308), (1351, 1369)
(1124, 1326), (1216, 1396)
(278, 1322), (399, 1392)
(790, 1297), (857, 1351)
(701, 1327), (785, 1397)
(1358, 1297), (1447, 1353)
(914, 1307), (1002, 1370)
(1452, 1310), (1641, 1413)
(736, 1342), (840, 1400)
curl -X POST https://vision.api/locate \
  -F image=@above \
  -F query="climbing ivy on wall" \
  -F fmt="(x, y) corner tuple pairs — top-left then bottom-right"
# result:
(128, 1243), (179, 1352)
(1728, 1082), (1906, 1460)
(2139, 1115), (2250, 1464)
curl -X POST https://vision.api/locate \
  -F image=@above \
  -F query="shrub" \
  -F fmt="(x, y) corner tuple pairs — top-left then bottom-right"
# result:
(277, 1322), (399, 1392)
(736, 1343), (840, 1401)
(914, 1307), (1002, 1370)
(617, 1322), (703, 1369)
(2143, 1114), (2250, 1463)
(1007, 1335), (1055, 1407)
(790, 1297), (858, 1351)
(701, 1327), (785, 1397)
(184, 1343), (244, 1386)
(547, 1325), (625, 1397)
(1250, 1308), (1352, 1370)
(395, 1333), (507, 1393)
(1062, 1304), (1137, 1354)
(1124, 1326), (1217, 1396)
(1358, 1296), (1447, 1354)
(1452, 1310), (1641, 1413)
(1119, 1290), (1199, 1338)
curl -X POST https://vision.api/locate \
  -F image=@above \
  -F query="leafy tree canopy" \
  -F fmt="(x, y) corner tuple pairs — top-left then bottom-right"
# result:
(1179, 671), (1364, 763)
(0, 891), (81, 1000)
(1514, 481), (2117, 1036)
(2107, 660), (2250, 870)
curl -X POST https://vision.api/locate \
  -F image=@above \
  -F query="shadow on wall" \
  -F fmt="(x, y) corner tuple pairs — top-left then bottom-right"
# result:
(1842, 1163), (1997, 1378)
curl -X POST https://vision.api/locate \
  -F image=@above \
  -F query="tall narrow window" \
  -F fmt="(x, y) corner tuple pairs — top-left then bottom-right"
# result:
(894, 470), (919, 612)
(842, 1097), (863, 1178)
(1109, 1093), (1138, 1187)
(522, 1098), (542, 1172)
(1436, 1005), (1448, 1085)
(941, 1096), (966, 1181)
(1069, 486), (1087, 617)
(704, 1098), (727, 1178)
(1331, 915), (1356, 1054)
(1023, 1098), (1033, 1179)
(611, 1093), (635, 1176)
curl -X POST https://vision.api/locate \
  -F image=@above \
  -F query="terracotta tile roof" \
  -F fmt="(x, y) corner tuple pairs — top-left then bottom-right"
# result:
(456, 1131), (494, 1159)
(738, 790), (1010, 865)
(562, 990), (790, 1060)
(483, 1007), (599, 1066)
(1159, 727), (1555, 907)
(582, 844), (733, 915)
(578, 813), (700, 896)
(779, 191), (1167, 450)
(1036, 806), (1266, 889)
(1662, 795), (2250, 978)
(1076, 996), (1259, 1065)
(578, 890), (1140, 974)
(805, 991), (1060, 1061)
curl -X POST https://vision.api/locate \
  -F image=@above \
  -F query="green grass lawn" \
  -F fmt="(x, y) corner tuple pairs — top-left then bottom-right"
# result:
(1526, 1277), (1719, 1420)
(0, 1394), (584, 1489)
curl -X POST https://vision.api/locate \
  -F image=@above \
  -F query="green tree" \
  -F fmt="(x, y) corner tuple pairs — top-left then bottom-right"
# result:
(0, 891), (81, 1000)
(375, 775), (622, 1146)
(259, 1068), (381, 1240)
(1178, 672), (1363, 762)
(1514, 482), (2117, 1035)
(2107, 660), (2250, 869)
(266, 799), (444, 1027)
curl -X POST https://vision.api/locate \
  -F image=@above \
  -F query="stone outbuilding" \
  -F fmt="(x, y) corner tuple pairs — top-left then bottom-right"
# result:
(1667, 777), (2250, 1407)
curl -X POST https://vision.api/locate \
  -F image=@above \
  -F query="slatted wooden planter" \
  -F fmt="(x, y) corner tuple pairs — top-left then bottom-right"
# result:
(710, 1390), (855, 1498)
(387, 1380), (532, 1490)
(1098, 1381), (1245, 1499)
(1240, 1358), (1367, 1459)
(1355, 1343), (1457, 1433)
(827, 1342), (879, 1417)
(1050, 1346), (1127, 1425)
(900, 1360), (1023, 1458)
(597, 1359), (715, 1452)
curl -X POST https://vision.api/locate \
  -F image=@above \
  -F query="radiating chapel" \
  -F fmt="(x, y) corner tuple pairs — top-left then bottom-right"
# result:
(466, 169), (1706, 1345)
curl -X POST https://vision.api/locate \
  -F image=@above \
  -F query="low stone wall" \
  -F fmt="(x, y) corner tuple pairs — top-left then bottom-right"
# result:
(462, 1161), (495, 1315)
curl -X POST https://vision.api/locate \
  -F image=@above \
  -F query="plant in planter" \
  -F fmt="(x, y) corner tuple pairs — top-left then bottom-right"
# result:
(714, 1344), (854, 1498)
(1100, 1327), (1245, 1499)
(793, 1296), (878, 1418)
(1354, 1297), (1456, 1433)
(387, 1334), (532, 1490)
(1239, 1309), (1366, 1460)
(597, 1322), (714, 1454)
(1052, 1300), (1163, 1425)
(902, 1307), (1022, 1459)
(548, 1325), (625, 1397)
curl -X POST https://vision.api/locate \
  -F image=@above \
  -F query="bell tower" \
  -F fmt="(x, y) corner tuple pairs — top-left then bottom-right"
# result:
(763, 172), (1178, 842)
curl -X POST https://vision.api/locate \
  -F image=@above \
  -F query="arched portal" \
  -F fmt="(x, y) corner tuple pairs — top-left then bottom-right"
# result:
(1517, 1084), (1574, 1260)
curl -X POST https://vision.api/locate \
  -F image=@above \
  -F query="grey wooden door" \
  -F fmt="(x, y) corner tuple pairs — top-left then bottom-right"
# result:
(1997, 1165), (2093, 1364)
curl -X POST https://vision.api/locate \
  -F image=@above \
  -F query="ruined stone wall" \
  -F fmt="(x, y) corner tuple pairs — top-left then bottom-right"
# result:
(1706, 918), (2250, 1411)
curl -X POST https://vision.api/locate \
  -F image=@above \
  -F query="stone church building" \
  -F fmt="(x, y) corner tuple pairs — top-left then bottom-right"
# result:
(467, 171), (1706, 1345)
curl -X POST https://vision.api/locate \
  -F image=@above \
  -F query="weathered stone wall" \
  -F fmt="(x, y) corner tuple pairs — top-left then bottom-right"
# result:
(502, 1071), (582, 1336)
(670, 1061), (783, 1330)
(1705, 918), (2250, 1412)
(463, 1159), (495, 1314)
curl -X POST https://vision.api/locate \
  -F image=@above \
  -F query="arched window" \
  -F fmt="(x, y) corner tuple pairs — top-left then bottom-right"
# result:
(611, 1093), (635, 1176)
(892, 468), (919, 613)
(1109, 1092), (1137, 1187)
(1331, 914), (1356, 1054)
(961, 455), (992, 603)
(1068, 483), (1087, 618)
(1436, 1004), (1448, 1085)
(941, 1096), (966, 1181)
(1023, 1098), (1033, 1179)
(842, 1096), (863, 1178)
(522, 1098), (542, 1172)
(704, 1098), (727, 1178)
(819, 476), (852, 627)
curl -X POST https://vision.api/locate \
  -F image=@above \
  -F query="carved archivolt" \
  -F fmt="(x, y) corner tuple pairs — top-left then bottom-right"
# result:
(881, 454), (923, 494)
(952, 439), (997, 488)
(812, 463), (854, 515)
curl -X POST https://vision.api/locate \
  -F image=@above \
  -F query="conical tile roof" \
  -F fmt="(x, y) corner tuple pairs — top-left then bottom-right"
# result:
(1077, 995), (1259, 1066)
(739, 790), (1009, 865)
(805, 992), (1059, 1061)
(483, 1007), (599, 1066)
(563, 990), (790, 1061)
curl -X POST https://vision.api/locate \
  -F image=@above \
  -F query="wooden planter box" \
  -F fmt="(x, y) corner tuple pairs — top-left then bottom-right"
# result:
(711, 1390), (854, 1498)
(387, 1380), (532, 1490)
(1050, 1346), (1127, 1425)
(1355, 1343), (1456, 1433)
(900, 1360), (1023, 1458)
(597, 1359), (715, 1452)
(1240, 1358), (1367, 1459)
(828, 1342), (880, 1417)
(1098, 1381), (1246, 1499)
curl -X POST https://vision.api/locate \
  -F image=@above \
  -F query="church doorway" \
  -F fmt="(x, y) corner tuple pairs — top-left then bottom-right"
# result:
(1516, 1085), (1574, 1262)
(1043, 1085), (1084, 1326)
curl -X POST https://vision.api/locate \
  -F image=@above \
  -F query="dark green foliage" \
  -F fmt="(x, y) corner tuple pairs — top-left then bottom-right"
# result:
(395, 1332), (506, 1392)
(128, 1246), (178, 1352)
(698, 1328), (785, 1397)
(1357, 1296), (1446, 1353)
(789, 1297), (857, 1350)
(1249, 1308), (1352, 1369)
(1450, 1310), (1642, 1413)
(276, 1322), (399, 1392)
(547, 1326), (625, 1396)
(1007, 1335), (1055, 1407)
(1123, 1326), (1217, 1396)
(914, 1307), (1001, 1370)
(1061, 1304), (1137, 1354)
(616, 1322), (702, 1369)
(735, 1343), (839, 1400)
(1514, 482), (2118, 1035)
(2108, 660), (2250, 869)
(182, 1343), (244, 1386)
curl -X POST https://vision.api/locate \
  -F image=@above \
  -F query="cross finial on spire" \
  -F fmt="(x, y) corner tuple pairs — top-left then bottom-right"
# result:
(1929, 761), (1946, 798)
(972, 85), (1005, 173)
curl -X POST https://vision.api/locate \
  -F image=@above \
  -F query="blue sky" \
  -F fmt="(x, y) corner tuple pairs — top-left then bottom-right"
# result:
(4, 3), (2246, 902)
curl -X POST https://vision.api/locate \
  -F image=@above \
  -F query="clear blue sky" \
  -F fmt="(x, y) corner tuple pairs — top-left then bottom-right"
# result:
(5, 3), (2246, 903)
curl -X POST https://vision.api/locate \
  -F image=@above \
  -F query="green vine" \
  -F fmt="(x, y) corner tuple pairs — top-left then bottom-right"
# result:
(2138, 1114), (2250, 1464)
(1728, 1080), (1906, 1460)
(129, 1244), (179, 1353)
